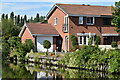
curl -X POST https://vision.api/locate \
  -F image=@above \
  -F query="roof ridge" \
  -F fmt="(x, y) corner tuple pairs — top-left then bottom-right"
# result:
(56, 3), (112, 7)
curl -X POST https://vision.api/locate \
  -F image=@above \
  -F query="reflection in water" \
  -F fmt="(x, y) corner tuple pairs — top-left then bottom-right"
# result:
(2, 61), (120, 79)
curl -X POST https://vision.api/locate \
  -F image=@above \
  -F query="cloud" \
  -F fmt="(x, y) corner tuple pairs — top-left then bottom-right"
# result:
(2, 0), (120, 2)
(2, 2), (52, 11)
(1, 2), (53, 18)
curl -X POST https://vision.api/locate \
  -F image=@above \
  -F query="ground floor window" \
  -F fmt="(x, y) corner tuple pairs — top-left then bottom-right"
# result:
(79, 36), (94, 45)
(103, 36), (119, 45)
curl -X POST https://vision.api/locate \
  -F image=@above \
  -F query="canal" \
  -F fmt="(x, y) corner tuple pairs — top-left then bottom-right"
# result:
(1, 61), (120, 79)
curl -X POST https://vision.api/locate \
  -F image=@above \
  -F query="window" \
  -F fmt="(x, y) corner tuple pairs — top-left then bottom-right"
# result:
(63, 16), (68, 32)
(79, 16), (83, 24)
(54, 18), (57, 25)
(84, 36), (86, 44)
(86, 17), (94, 25)
(80, 36), (82, 44)
(79, 36), (94, 45)
(103, 18), (111, 25)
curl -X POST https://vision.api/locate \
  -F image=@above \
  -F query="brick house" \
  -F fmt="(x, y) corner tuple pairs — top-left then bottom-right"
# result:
(19, 3), (120, 52)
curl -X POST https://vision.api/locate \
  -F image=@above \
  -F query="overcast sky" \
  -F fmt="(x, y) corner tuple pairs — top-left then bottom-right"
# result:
(1, 0), (119, 19)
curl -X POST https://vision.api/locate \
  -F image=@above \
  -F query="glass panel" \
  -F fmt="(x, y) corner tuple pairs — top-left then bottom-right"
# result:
(84, 36), (86, 45)
(86, 17), (94, 24)
(79, 16), (83, 24)
(80, 36), (82, 44)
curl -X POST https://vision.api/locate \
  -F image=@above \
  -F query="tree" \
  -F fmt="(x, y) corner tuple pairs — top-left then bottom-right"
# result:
(15, 15), (17, 24)
(8, 36), (21, 48)
(5, 14), (8, 19)
(30, 17), (33, 23)
(1, 13), (5, 19)
(36, 13), (39, 22)
(2, 42), (10, 58)
(40, 16), (47, 23)
(2, 17), (20, 37)
(19, 17), (24, 27)
(24, 15), (27, 22)
(43, 40), (51, 52)
(17, 15), (20, 25)
(10, 12), (14, 21)
(112, 1), (120, 32)
(33, 13), (40, 22)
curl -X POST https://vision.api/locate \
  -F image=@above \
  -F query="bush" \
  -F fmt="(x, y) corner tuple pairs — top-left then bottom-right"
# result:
(88, 37), (92, 45)
(8, 36), (21, 48)
(95, 36), (101, 45)
(22, 39), (34, 53)
(2, 42), (10, 58)
(43, 40), (51, 52)
(111, 42), (118, 47)
(70, 35), (78, 50)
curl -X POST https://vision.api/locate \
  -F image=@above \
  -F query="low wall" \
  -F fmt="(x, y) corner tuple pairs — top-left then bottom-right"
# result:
(99, 45), (120, 50)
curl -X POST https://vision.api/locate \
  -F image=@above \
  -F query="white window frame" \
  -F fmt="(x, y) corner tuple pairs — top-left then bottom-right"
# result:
(79, 16), (83, 24)
(86, 17), (95, 25)
(79, 36), (94, 45)
(54, 18), (57, 25)
(64, 16), (68, 32)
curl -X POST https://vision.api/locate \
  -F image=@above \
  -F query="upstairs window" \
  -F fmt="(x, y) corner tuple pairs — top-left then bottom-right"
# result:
(86, 17), (94, 25)
(79, 16), (83, 24)
(103, 18), (111, 25)
(54, 18), (57, 25)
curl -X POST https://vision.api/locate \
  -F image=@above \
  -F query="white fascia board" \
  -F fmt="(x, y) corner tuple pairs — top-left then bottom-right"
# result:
(18, 24), (26, 37)
(33, 34), (59, 36)
(46, 4), (68, 19)
(18, 23), (33, 37)
(77, 33), (96, 36)
(102, 34), (120, 36)
(55, 4), (68, 15)
(26, 25), (33, 36)
(68, 14), (112, 18)
(46, 4), (56, 19)
(68, 14), (101, 17)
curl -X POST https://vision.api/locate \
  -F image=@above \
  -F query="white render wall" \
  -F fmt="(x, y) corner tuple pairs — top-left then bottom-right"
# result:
(37, 36), (53, 52)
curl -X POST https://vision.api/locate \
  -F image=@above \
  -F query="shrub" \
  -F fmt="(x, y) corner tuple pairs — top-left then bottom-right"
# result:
(22, 39), (34, 53)
(43, 40), (51, 52)
(95, 36), (101, 45)
(8, 36), (21, 48)
(88, 37), (92, 45)
(111, 42), (118, 47)
(2, 42), (10, 58)
(70, 34), (78, 50)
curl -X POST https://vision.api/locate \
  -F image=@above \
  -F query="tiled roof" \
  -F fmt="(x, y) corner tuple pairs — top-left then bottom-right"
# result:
(26, 23), (59, 35)
(75, 26), (119, 35)
(101, 27), (120, 34)
(56, 3), (112, 16)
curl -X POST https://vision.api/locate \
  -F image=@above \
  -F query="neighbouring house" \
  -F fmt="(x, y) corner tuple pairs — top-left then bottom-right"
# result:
(19, 3), (120, 52)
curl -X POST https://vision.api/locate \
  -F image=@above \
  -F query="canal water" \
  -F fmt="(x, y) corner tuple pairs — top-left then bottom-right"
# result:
(2, 61), (120, 79)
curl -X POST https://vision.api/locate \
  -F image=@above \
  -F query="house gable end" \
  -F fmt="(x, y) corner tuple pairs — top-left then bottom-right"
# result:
(46, 4), (68, 19)
(19, 24), (34, 43)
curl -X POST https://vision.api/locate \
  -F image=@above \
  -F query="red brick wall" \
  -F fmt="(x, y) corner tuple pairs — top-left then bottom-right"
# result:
(21, 27), (34, 43)
(48, 8), (70, 51)
(68, 16), (105, 48)
(53, 36), (56, 51)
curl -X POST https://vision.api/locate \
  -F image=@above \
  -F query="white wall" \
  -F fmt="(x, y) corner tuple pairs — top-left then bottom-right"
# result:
(37, 36), (53, 52)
